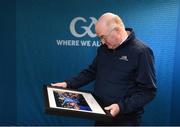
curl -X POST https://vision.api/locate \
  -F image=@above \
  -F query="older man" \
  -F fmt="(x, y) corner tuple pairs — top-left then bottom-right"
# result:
(52, 12), (157, 126)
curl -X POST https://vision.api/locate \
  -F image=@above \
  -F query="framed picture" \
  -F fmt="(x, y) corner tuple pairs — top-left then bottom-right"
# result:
(43, 85), (112, 120)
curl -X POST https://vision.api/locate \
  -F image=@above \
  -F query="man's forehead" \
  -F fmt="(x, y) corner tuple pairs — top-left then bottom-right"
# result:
(95, 24), (108, 36)
(96, 21), (116, 35)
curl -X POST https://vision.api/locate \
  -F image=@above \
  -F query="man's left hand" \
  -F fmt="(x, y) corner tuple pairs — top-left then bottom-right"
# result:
(104, 104), (120, 117)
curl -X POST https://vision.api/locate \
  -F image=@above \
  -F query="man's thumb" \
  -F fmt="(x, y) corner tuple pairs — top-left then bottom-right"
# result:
(104, 106), (112, 110)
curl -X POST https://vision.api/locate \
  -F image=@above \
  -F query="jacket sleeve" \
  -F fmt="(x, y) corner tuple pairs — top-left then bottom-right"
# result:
(118, 47), (157, 114)
(65, 56), (97, 89)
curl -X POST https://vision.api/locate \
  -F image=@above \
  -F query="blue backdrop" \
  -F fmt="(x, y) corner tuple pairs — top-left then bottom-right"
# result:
(0, 0), (180, 125)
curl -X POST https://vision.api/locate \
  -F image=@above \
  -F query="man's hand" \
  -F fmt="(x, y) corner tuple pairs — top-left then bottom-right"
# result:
(104, 104), (120, 117)
(51, 82), (67, 88)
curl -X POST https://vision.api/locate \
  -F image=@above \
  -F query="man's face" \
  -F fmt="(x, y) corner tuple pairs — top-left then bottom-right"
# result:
(96, 23), (122, 49)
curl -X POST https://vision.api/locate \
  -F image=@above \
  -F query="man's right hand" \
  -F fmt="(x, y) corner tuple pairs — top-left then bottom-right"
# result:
(51, 82), (67, 88)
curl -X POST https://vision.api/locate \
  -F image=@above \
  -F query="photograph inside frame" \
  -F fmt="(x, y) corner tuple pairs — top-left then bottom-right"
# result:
(47, 86), (106, 115)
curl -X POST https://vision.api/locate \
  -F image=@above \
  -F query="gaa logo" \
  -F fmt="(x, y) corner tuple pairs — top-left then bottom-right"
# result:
(70, 17), (97, 38)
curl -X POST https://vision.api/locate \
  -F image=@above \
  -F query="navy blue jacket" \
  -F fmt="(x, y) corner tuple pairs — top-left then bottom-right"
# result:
(65, 28), (157, 115)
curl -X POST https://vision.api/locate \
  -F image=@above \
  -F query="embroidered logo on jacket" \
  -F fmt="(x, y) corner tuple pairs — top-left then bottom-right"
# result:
(119, 56), (128, 61)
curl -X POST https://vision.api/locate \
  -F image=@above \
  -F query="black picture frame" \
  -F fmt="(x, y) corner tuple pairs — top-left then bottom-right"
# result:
(43, 85), (112, 121)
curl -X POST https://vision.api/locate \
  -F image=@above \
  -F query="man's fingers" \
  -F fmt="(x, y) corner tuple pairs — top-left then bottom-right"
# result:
(110, 109), (116, 117)
(104, 105), (112, 110)
(104, 104), (120, 117)
(51, 82), (67, 88)
(51, 83), (60, 86)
